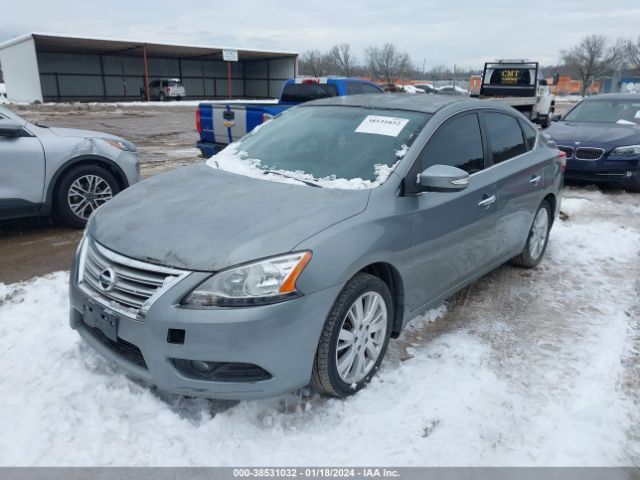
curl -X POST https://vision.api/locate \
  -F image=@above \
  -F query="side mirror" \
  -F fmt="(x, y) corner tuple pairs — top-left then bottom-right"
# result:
(417, 165), (469, 192)
(551, 114), (562, 122)
(0, 120), (24, 137)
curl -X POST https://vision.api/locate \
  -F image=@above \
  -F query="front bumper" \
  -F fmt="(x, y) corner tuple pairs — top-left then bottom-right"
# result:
(565, 156), (640, 187)
(69, 261), (342, 400)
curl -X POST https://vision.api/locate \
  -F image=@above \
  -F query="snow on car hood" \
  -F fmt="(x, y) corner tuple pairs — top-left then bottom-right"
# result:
(546, 121), (640, 145)
(88, 164), (370, 271)
(206, 142), (401, 190)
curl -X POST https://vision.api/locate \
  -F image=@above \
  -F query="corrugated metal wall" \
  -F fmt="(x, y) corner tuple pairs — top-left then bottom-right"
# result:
(37, 50), (296, 101)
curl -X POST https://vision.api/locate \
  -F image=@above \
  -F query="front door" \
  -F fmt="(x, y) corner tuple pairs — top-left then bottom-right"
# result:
(403, 112), (501, 312)
(0, 117), (46, 215)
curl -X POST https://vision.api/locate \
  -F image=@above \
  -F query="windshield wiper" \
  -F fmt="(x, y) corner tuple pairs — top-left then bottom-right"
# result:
(262, 170), (323, 188)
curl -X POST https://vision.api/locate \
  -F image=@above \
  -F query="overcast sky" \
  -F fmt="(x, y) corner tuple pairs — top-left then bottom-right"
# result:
(3, 0), (640, 68)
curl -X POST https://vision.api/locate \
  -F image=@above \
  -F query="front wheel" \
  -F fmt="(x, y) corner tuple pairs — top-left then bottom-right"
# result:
(55, 165), (120, 228)
(512, 200), (552, 268)
(626, 176), (640, 193)
(311, 273), (393, 397)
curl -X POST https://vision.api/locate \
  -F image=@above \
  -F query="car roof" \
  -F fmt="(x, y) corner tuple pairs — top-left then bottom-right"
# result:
(583, 93), (640, 102)
(304, 93), (495, 115)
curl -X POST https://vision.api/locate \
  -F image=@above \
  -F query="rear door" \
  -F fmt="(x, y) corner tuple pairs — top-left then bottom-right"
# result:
(481, 111), (545, 256)
(0, 117), (46, 216)
(406, 112), (501, 311)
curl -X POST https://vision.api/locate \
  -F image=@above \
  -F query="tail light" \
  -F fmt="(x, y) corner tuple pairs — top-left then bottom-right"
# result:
(558, 150), (567, 173)
(302, 78), (320, 84)
(196, 110), (202, 134)
(262, 113), (274, 123)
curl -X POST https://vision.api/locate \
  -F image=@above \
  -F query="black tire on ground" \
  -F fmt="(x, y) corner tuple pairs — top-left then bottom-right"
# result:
(140, 92), (147, 101)
(54, 164), (120, 229)
(511, 199), (552, 268)
(311, 272), (393, 398)
(159, 92), (165, 102)
(626, 176), (640, 193)
(539, 115), (550, 129)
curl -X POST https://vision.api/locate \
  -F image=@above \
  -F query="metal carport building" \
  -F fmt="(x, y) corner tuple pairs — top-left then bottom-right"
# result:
(0, 33), (298, 103)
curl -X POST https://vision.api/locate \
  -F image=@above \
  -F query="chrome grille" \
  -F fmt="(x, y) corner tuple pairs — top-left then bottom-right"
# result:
(575, 147), (604, 161)
(557, 146), (574, 159)
(78, 238), (188, 319)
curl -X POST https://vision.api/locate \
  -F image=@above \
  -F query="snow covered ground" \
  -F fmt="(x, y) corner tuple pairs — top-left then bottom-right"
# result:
(0, 187), (638, 466)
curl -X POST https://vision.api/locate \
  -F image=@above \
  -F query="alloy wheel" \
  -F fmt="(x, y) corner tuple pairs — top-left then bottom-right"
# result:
(336, 291), (388, 384)
(528, 207), (549, 261)
(67, 174), (113, 220)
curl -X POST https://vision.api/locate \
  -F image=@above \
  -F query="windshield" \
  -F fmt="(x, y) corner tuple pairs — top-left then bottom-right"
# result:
(564, 99), (640, 124)
(207, 106), (430, 189)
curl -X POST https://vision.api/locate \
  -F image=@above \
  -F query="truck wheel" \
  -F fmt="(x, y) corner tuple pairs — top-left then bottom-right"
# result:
(511, 200), (552, 268)
(311, 273), (393, 398)
(539, 115), (550, 129)
(55, 165), (120, 228)
(159, 92), (166, 102)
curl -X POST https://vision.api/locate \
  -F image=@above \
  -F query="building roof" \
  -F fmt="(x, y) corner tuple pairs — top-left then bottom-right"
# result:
(0, 32), (298, 61)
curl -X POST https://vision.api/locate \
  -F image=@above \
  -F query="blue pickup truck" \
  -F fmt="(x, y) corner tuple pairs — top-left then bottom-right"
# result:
(196, 77), (383, 157)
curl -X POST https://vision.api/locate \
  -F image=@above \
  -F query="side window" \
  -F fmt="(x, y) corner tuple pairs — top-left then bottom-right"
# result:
(418, 113), (484, 174)
(361, 83), (383, 94)
(484, 112), (526, 164)
(520, 120), (538, 150)
(345, 82), (364, 95)
(161, 80), (168, 87)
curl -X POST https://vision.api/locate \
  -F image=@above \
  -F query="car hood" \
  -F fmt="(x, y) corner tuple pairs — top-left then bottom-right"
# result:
(48, 126), (122, 140)
(89, 164), (371, 271)
(546, 121), (640, 146)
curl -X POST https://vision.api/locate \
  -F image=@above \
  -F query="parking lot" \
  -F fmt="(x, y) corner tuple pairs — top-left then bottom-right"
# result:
(1, 98), (639, 466)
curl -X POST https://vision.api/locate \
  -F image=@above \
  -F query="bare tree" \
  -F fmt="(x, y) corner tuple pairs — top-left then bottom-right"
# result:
(365, 43), (412, 84)
(298, 50), (331, 77)
(624, 35), (640, 70)
(327, 44), (358, 77)
(561, 35), (622, 95)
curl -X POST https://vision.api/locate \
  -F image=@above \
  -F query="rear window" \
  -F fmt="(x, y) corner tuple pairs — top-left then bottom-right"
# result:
(169, 81), (183, 87)
(280, 83), (339, 103)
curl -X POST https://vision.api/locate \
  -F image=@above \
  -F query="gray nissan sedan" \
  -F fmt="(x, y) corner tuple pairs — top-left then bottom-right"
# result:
(70, 95), (563, 399)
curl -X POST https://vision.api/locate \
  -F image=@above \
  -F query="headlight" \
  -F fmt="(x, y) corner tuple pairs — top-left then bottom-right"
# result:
(181, 251), (312, 308)
(612, 145), (640, 156)
(103, 138), (137, 152)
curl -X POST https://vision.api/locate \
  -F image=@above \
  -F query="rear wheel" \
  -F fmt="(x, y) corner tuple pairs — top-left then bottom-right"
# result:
(54, 165), (120, 228)
(311, 273), (393, 397)
(512, 200), (552, 268)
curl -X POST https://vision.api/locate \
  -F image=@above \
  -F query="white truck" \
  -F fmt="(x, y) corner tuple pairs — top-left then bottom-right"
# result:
(473, 60), (555, 128)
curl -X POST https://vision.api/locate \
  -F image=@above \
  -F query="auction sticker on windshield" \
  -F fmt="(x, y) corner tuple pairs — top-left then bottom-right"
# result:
(355, 115), (409, 137)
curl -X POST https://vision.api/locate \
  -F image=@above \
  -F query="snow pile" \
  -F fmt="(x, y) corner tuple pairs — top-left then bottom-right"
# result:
(206, 142), (398, 190)
(0, 189), (639, 466)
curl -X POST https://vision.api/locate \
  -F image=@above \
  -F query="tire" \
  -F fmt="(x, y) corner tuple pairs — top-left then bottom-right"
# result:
(626, 176), (640, 193)
(311, 273), (393, 398)
(54, 164), (120, 228)
(140, 92), (147, 101)
(539, 115), (550, 129)
(159, 92), (165, 102)
(511, 200), (552, 268)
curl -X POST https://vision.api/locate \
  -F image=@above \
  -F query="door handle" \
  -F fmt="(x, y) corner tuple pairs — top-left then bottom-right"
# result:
(529, 175), (542, 186)
(478, 195), (496, 208)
